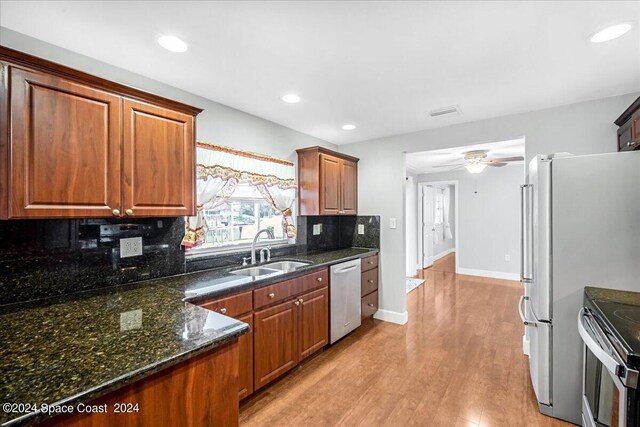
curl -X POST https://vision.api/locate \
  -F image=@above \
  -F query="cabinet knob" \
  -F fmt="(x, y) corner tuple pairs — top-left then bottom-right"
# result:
(368, 261), (374, 265)
(268, 292), (275, 299)
(112, 209), (120, 216)
(299, 298), (304, 303)
(368, 280), (374, 284)
(294, 300), (300, 306)
(317, 277), (323, 282)
(368, 303), (374, 307)
(125, 209), (134, 216)
(219, 308), (227, 314)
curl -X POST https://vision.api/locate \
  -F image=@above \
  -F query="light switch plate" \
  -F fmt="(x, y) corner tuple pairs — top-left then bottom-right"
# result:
(120, 237), (143, 258)
(505, 254), (511, 262)
(313, 224), (322, 235)
(358, 224), (365, 235)
(120, 309), (143, 331)
(390, 218), (397, 229)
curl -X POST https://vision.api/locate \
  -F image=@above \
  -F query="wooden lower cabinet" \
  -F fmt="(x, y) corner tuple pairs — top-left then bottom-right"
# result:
(298, 287), (329, 361)
(254, 285), (329, 391)
(254, 299), (298, 390)
(236, 313), (254, 400)
(43, 341), (239, 427)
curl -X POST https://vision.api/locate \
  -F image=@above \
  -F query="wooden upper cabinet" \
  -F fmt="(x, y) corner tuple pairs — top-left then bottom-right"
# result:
(123, 99), (195, 217)
(7, 67), (122, 218)
(297, 146), (359, 216)
(0, 47), (201, 219)
(614, 95), (640, 152)
(319, 154), (341, 215)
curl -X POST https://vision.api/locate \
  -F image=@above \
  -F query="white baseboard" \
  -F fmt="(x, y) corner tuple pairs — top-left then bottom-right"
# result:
(373, 309), (408, 325)
(456, 268), (519, 281)
(433, 248), (455, 262)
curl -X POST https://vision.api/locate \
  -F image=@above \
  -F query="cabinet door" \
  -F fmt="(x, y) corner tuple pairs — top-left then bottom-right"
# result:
(298, 287), (329, 361)
(340, 158), (358, 215)
(253, 300), (298, 390)
(319, 153), (341, 215)
(8, 66), (121, 218)
(122, 98), (195, 217)
(631, 110), (640, 151)
(236, 312), (254, 400)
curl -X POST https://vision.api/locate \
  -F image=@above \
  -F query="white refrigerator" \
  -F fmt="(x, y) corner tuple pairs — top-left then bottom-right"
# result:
(519, 151), (640, 425)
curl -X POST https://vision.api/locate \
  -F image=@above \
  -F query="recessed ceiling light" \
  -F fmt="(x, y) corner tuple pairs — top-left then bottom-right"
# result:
(281, 94), (301, 103)
(590, 23), (632, 43)
(158, 35), (188, 52)
(342, 124), (357, 130)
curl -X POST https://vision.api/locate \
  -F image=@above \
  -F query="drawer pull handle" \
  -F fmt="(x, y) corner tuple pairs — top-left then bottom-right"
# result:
(368, 280), (374, 284)
(317, 277), (323, 282)
(368, 261), (374, 265)
(368, 303), (375, 307)
(294, 300), (300, 306)
(220, 308), (227, 314)
(268, 292), (275, 299)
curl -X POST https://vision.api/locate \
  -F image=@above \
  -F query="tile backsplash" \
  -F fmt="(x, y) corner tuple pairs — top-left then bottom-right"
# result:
(0, 218), (185, 305)
(0, 214), (380, 306)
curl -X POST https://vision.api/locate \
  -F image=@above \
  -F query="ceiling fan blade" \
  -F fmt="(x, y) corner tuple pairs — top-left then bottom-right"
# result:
(485, 162), (507, 167)
(487, 156), (524, 163)
(433, 163), (465, 168)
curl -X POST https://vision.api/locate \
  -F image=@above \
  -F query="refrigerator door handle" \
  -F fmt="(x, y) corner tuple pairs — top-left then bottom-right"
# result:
(518, 295), (545, 326)
(520, 184), (533, 283)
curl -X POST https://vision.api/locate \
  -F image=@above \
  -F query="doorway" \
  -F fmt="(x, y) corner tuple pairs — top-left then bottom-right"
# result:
(418, 181), (458, 272)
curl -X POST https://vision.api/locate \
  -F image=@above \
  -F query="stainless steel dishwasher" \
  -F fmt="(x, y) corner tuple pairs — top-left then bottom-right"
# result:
(330, 258), (362, 344)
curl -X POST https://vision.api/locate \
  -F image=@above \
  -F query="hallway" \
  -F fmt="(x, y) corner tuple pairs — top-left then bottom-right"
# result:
(240, 259), (570, 426)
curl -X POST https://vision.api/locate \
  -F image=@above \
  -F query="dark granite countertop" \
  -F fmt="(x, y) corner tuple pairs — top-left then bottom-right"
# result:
(0, 247), (378, 426)
(159, 247), (379, 302)
(0, 282), (248, 427)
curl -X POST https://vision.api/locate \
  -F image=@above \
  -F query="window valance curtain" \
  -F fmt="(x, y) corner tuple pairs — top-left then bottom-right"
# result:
(181, 142), (297, 248)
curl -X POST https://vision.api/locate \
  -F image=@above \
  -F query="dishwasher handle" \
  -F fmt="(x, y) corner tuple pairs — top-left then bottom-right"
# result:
(334, 265), (358, 274)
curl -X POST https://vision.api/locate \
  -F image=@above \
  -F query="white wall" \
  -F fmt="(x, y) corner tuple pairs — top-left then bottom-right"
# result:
(0, 27), (335, 161)
(405, 174), (418, 276)
(420, 167), (521, 279)
(339, 92), (639, 323)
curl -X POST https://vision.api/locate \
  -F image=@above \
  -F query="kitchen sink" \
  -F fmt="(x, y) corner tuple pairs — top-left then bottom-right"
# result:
(230, 267), (282, 277)
(262, 261), (311, 271)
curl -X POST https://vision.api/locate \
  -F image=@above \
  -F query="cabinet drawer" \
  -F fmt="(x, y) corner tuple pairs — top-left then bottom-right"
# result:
(198, 291), (253, 317)
(361, 268), (378, 297)
(362, 291), (378, 318)
(254, 269), (329, 310)
(362, 254), (378, 272)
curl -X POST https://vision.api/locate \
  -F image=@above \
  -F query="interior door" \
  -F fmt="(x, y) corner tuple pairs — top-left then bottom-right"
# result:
(422, 185), (435, 268)
(122, 98), (195, 217)
(8, 66), (122, 218)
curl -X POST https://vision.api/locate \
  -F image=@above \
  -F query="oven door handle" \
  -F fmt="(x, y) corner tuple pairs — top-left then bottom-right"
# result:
(578, 308), (621, 375)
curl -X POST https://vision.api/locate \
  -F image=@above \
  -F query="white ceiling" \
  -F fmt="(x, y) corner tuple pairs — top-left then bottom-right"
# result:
(405, 138), (525, 174)
(1, 1), (639, 145)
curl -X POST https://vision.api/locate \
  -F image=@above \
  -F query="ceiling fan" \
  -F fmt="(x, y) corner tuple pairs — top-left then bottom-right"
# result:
(433, 150), (524, 174)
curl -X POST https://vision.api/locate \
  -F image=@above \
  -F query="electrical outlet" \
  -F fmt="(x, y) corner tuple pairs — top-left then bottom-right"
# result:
(120, 309), (142, 331)
(390, 218), (397, 229)
(313, 224), (322, 235)
(120, 237), (143, 258)
(505, 254), (511, 262)
(358, 224), (365, 235)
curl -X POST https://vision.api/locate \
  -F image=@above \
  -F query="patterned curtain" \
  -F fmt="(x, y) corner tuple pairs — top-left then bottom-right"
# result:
(182, 142), (297, 248)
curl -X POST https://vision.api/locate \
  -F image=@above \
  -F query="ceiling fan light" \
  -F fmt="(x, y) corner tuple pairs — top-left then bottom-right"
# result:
(465, 163), (487, 174)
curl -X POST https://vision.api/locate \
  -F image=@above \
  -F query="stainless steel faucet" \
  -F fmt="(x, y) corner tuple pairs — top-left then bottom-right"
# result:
(251, 229), (275, 264)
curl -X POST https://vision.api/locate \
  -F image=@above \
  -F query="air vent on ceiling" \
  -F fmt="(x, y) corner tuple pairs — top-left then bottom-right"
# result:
(428, 105), (462, 118)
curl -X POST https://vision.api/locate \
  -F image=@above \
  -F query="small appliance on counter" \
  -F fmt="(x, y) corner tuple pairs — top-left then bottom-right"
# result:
(579, 287), (640, 427)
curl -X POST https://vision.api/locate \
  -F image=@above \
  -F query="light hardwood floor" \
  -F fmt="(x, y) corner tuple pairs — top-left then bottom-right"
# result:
(240, 253), (571, 426)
